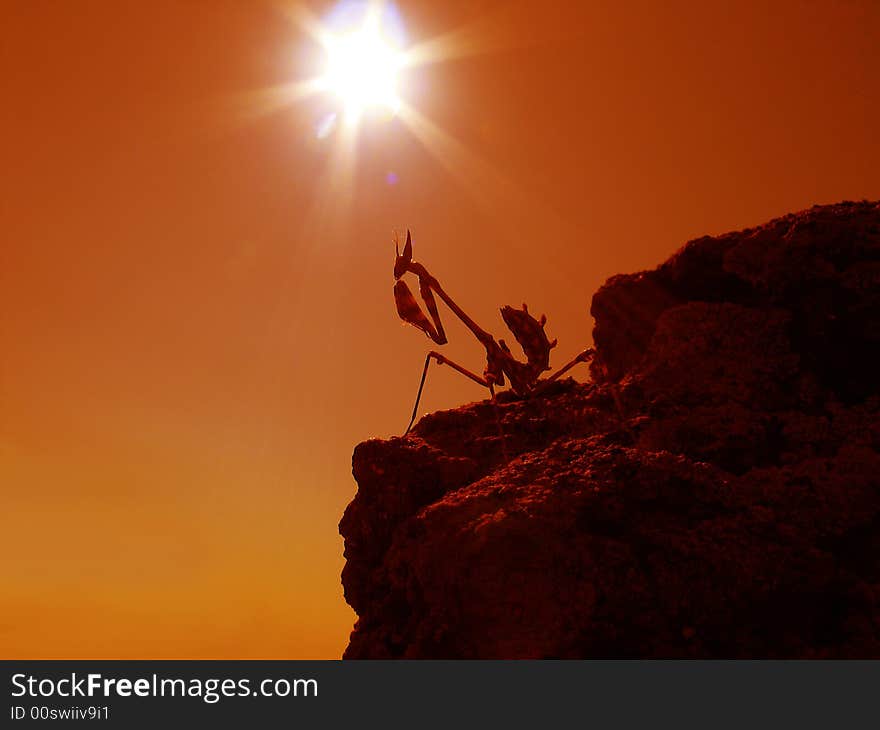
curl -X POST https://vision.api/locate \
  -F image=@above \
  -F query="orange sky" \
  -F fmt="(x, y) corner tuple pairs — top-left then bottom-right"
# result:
(2, 0), (878, 658)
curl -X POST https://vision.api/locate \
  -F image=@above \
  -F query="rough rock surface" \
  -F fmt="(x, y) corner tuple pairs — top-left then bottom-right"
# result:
(340, 201), (880, 658)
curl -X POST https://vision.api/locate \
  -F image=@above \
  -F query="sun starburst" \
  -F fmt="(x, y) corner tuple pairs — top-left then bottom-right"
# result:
(317, 17), (404, 119)
(235, 0), (542, 244)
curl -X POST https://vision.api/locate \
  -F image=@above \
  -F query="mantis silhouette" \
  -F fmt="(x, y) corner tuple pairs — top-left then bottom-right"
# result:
(393, 230), (594, 434)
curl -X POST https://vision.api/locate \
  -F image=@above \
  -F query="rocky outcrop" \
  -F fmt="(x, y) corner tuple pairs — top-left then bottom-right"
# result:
(340, 201), (880, 658)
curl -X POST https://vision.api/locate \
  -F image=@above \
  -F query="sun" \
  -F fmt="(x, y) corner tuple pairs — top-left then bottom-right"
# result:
(255, 0), (528, 218)
(318, 15), (404, 119)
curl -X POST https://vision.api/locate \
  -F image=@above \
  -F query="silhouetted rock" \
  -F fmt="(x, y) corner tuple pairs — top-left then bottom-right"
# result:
(340, 201), (880, 658)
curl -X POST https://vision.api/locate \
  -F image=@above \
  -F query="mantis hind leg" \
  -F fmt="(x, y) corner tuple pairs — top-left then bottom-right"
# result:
(533, 347), (596, 395)
(403, 351), (491, 435)
(403, 352), (510, 461)
(404, 353), (433, 435)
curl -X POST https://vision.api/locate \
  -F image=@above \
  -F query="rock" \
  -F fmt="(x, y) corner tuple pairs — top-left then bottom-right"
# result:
(340, 201), (880, 658)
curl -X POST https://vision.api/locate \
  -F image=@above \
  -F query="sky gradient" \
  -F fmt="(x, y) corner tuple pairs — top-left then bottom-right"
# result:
(2, 0), (879, 658)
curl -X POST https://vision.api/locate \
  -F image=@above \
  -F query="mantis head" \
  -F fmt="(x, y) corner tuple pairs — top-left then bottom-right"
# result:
(393, 229), (413, 280)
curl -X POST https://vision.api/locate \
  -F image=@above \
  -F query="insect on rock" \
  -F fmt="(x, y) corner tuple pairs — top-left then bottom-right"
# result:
(392, 230), (594, 434)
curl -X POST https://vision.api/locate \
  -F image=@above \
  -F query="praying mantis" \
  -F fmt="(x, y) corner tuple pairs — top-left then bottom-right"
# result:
(392, 230), (595, 434)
